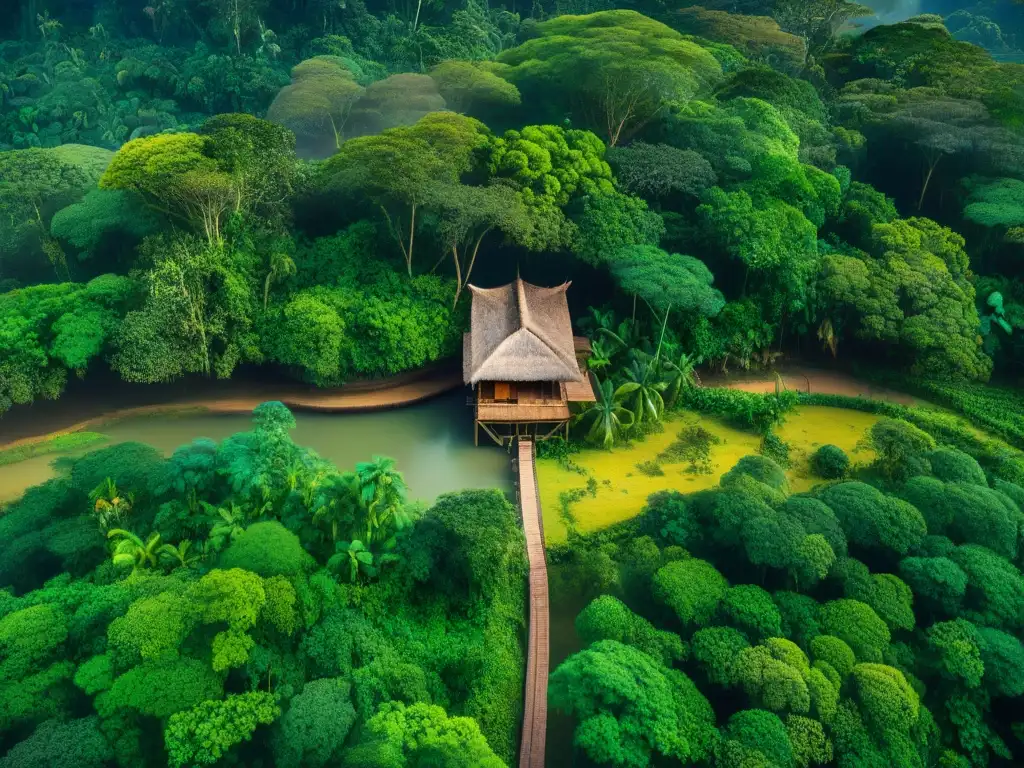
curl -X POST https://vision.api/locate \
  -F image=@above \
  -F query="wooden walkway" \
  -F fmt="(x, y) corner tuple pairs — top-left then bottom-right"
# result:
(516, 438), (549, 768)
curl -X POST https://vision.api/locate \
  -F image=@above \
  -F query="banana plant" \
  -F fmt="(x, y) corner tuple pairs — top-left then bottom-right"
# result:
(622, 353), (665, 425)
(586, 336), (617, 374)
(576, 378), (636, 449)
(203, 501), (249, 553)
(661, 352), (702, 408)
(107, 529), (162, 572)
(158, 540), (201, 569)
(328, 540), (367, 583)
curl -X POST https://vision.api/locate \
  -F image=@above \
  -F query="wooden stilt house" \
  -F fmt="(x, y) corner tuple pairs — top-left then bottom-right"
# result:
(463, 278), (597, 447)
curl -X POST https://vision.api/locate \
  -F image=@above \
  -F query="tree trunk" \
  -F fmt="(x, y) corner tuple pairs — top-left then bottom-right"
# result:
(453, 229), (490, 308)
(918, 155), (940, 211)
(412, 0), (422, 33)
(407, 203), (416, 276)
(655, 304), (671, 362)
(451, 245), (463, 306)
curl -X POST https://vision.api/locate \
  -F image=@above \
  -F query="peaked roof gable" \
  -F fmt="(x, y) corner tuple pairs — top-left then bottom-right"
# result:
(463, 278), (582, 384)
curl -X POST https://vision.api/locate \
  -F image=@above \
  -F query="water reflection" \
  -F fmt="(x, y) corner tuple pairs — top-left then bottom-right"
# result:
(0, 392), (511, 504)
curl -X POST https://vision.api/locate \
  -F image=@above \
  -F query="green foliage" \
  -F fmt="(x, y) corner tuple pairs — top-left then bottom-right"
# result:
(810, 444), (850, 479)
(219, 521), (310, 577)
(607, 142), (717, 204)
(0, 276), (134, 414)
(348, 701), (505, 767)
(720, 584), (783, 642)
(0, 432), (108, 467)
(733, 640), (811, 714)
(496, 10), (723, 145)
(428, 60), (521, 116)
(576, 595), (684, 666)
(692, 626), (750, 686)
(899, 556), (968, 616)
(107, 591), (191, 663)
(950, 544), (1024, 631)
(654, 558), (728, 626)
(850, 663), (919, 733)
(721, 709), (795, 767)
(927, 619), (984, 688)
(868, 418), (937, 481)
(273, 678), (356, 768)
(819, 481), (926, 556)
(267, 57), (364, 159)
(0, 604), (67, 683)
(811, 635), (856, 680)
(165, 691), (280, 767)
(927, 448), (987, 486)
(549, 640), (716, 768)
(0, 717), (112, 768)
(50, 189), (158, 258)
(96, 657), (222, 719)
(723, 454), (789, 491)
(668, 7), (806, 71)
(818, 599), (890, 663)
(816, 218), (991, 381)
(680, 387), (799, 435)
(786, 714), (833, 768)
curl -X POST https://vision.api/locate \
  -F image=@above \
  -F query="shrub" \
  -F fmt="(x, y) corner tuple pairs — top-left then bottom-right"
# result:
(867, 418), (936, 480)
(658, 424), (721, 474)
(760, 431), (791, 468)
(810, 444), (850, 479)
(635, 459), (665, 477)
(722, 454), (789, 491)
(654, 558), (728, 626)
(928, 448), (987, 486)
(818, 599), (890, 663)
(219, 522), (312, 577)
(719, 585), (783, 642)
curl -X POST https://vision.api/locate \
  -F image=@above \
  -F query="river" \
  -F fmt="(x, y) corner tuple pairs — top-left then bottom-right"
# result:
(0, 390), (512, 504)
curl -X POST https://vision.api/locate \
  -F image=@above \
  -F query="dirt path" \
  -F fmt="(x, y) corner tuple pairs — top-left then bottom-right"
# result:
(0, 365), (463, 451)
(706, 366), (923, 406)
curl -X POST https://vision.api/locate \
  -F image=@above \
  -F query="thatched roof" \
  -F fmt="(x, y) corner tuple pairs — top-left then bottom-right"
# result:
(463, 278), (583, 385)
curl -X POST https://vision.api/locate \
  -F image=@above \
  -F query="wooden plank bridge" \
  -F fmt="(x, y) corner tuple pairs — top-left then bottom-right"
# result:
(515, 438), (549, 768)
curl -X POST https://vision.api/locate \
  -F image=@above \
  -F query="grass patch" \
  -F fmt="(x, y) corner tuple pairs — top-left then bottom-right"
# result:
(635, 460), (665, 477)
(537, 405), (889, 544)
(658, 424), (722, 474)
(0, 432), (109, 467)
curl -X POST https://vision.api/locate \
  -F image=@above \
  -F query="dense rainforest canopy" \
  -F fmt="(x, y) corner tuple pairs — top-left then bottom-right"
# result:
(1, 0), (1024, 417)
(3, 0), (1024, 766)
(548, 414), (1024, 768)
(0, 402), (526, 767)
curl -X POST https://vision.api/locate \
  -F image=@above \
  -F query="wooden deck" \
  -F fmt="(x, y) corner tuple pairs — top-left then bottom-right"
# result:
(477, 401), (571, 422)
(516, 439), (549, 768)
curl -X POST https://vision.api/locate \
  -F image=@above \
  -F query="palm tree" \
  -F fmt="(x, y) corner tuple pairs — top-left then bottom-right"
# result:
(159, 540), (201, 569)
(576, 378), (636, 449)
(90, 478), (133, 531)
(312, 472), (361, 542)
(108, 529), (162, 572)
(263, 252), (296, 309)
(622, 354), (665, 425)
(661, 352), (702, 408)
(355, 456), (408, 545)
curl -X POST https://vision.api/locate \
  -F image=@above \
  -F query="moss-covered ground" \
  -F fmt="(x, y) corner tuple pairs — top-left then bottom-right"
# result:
(537, 406), (883, 544)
